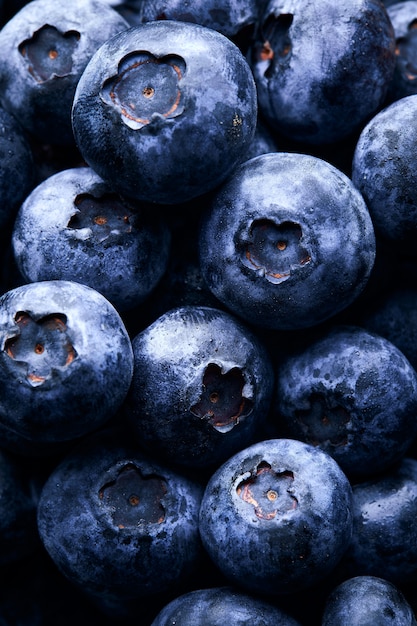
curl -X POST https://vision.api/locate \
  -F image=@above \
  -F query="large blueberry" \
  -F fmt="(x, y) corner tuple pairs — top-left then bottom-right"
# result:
(124, 305), (274, 470)
(273, 325), (417, 479)
(71, 20), (258, 204)
(322, 576), (417, 626)
(198, 152), (376, 330)
(199, 438), (353, 596)
(352, 94), (417, 250)
(11, 166), (171, 312)
(151, 586), (302, 626)
(0, 0), (129, 144)
(37, 427), (203, 617)
(249, 0), (396, 145)
(0, 280), (133, 443)
(338, 457), (417, 586)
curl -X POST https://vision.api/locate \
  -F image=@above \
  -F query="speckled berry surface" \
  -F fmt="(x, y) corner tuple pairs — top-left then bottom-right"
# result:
(199, 152), (376, 330)
(250, 0), (396, 144)
(11, 166), (171, 312)
(150, 586), (302, 625)
(322, 576), (417, 626)
(274, 325), (417, 478)
(125, 305), (274, 469)
(0, 0), (129, 143)
(37, 427), (204, 608)
(199, 438), (353, 596)
(352, 94), (417, 249)
(0, 280), (133, 443)
(71, 20), (258, 204)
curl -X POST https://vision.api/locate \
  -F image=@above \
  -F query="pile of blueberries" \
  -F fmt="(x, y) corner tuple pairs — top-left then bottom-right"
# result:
(3, 0), (417, 624)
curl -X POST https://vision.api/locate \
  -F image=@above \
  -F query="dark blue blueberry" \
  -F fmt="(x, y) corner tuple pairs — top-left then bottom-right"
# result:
(124, 305), (274, 470)
(11, 166), (171, 312)
(337, 457), (417, 586)
(151, 586), (302, 626)
(37, 427), (204, 618)
(352, 94), (417, 250)
(322, 576), (417, 625)
(386, 0), (417, 103)
(71, 20), (258, 204)
(0, 280), (133, 444)
(198, 152), (376, 330)
(199, 438), (353, 596)
(0, 105), (34, 230)
(273, 325), (417, 479)
(0, 0), (129, 144)
(249, 0), (396, 145)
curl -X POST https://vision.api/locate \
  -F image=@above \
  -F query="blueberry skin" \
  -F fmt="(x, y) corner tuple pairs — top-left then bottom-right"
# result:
(352, 95), (417, 249)
(249, 0), (396, 145)
(11, 166), (171, 312)
(322, 576), (417, 626)
(37, 427), (203, 611)
(274, 325), (417, 479)
(0, 0), (129, 144)
(124, 305), (274, 470)
(199, 438), (353, 596)
(0, 105), (34, 229)
(386, 1), (417, 103)
(338, 457), (417, 586)
(0, 280), (133, 443)
(198, 152), (376, 330)
(71, 21), (258, 204)
(151, 586), (302, 626)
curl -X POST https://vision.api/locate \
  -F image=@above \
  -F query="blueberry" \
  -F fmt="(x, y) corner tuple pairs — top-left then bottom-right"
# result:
(0, 280), (133, 444)
(337, 457), (417, 586)
(199, 438), (353, 596)
(37, 427), (204, 617)
(124, 305), (274, 470)
(352, 94), (417, 250)
(322, 576), (417, 626)
(249, 0), (396, 145)
(198, 152), (376, 330)
(0, 0), (129, 144)
(71, 20), (258, 204)
(150, 586), (302, 626)
(273, 325), (417, 479)
(11, 166), (171, 312)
